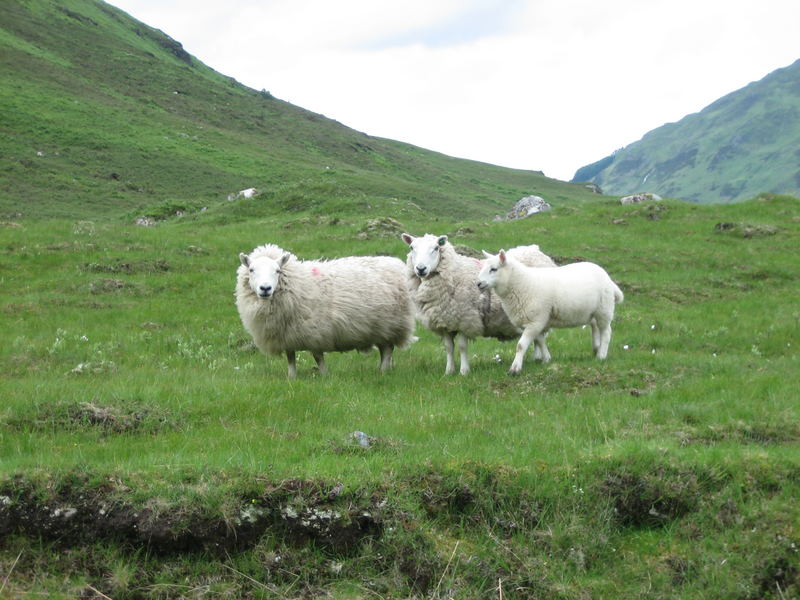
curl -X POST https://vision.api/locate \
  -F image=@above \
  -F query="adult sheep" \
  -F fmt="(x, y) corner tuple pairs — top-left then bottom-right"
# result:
(401, 233), (556, 375)
(236, 244), (415, 378)
(477, 250), (624, 375)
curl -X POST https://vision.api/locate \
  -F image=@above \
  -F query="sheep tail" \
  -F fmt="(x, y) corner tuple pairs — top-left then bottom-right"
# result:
(613, 283), (624, 304)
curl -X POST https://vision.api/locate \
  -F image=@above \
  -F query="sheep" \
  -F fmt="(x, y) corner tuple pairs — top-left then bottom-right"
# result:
(477, 250), (624, 375)
(236, 244), (415, 378)
(401, 233), (556, 375)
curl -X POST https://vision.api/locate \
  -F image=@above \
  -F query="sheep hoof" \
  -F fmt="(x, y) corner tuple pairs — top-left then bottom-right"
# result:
(507, 368), (521, 376)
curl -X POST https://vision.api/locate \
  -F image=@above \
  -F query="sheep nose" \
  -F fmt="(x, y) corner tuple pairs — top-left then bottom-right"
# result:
(259, 284), (272, 295)
(415, 265), (427, 277)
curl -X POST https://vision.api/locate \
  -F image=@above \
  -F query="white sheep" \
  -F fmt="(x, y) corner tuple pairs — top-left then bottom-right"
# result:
(236, 244), (415, 378)
(477, 250), (624, 375)
(401, 233), (556, 375)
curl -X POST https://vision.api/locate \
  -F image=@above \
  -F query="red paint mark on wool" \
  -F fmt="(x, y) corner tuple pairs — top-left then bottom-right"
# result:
(474, 259), (482, 269)
(310, 266), (322, 277)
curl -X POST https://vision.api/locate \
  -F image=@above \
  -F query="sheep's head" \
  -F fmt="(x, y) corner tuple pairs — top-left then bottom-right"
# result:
(477, 250), (507, 291)
(239, 251), (290, 299)
(401, 233), (447, 279)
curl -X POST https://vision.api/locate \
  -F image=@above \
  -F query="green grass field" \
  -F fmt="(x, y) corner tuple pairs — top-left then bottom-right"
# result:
(1, 194), (798, 598)
(2, 1), (799, 597)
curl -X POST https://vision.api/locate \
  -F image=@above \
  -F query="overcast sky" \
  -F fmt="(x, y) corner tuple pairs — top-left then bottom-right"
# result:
(109, 0), (799, 181)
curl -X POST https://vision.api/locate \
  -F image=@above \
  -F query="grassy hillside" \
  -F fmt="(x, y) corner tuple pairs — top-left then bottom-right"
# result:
(0, 0), (599, 222)
(1, 193), (799, 598)
(572, 59), (800, 203)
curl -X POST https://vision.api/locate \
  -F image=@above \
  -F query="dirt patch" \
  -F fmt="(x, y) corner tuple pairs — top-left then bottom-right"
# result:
(714, 222), (781, 238)
(678, 421), (800, 446)
(600, 468), (700, 528)
(411, 465), (541, 535)
(753, 554), (799, 598)
(506, 366), (658, 396)
(88, 278), (141, 295)
(356, 216), (404, 239)
(452, 243), (482, 258)
(0, 475), (385, 557)
(82, 258), (170, 274)
(625, 203), (669, 220)
(5, 400), (178, 435)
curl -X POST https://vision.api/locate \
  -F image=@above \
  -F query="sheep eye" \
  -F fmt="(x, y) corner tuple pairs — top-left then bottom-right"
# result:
(249, 268), (254, 273)
(489, 267), (498, 273)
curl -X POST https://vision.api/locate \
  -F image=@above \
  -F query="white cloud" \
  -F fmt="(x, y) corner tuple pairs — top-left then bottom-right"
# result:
(110, 0), (800, 181)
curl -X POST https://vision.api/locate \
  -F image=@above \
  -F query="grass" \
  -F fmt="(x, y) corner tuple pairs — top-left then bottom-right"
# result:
(1, 194), (799, 598)
(2, 1), (799, 596)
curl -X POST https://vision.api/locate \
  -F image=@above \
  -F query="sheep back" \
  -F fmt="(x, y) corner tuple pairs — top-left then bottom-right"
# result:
(237, 245), (414, 356)
(500, 260), (619, 329)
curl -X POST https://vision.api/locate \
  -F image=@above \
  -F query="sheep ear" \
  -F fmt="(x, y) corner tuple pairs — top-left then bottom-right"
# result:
(499, 249), (507, 265)
(401, 233), (414, 246)
(481, 250), (493, 259)
(437, 235), (448, 247)
(279, 252), (291, 267)
(239, 253), (250, 267)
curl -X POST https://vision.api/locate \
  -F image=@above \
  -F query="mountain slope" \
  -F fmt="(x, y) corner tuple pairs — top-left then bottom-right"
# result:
(572, 59), (800, 203)
(0, 0), (600, 220)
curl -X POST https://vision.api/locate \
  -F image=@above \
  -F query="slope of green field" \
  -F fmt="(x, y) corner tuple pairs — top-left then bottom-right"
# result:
(1, 194), (798, 598)
(0, 0), (599, 222)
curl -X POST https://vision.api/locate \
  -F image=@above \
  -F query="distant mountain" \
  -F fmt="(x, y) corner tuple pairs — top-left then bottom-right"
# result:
(0, 0), (600, 220)
(572, 59), (800, 203)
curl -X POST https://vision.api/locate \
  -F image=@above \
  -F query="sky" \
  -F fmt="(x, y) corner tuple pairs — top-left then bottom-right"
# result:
(109, 0), (800, 182)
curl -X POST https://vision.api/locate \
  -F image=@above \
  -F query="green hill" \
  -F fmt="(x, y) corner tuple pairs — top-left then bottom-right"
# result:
(572, 59), (800, 203)
(0, 0), (599, 221)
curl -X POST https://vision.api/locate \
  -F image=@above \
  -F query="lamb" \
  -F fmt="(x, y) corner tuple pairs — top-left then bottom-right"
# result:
(477, 250), (624, 375)
(401, 233), (556, 375)
(236, 244), (415, 379)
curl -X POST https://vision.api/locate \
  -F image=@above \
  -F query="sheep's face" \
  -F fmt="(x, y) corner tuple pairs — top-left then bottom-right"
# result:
(401, 233), (447, 279)
(240, 252), (290, 299)
(477, 250), (506, 291)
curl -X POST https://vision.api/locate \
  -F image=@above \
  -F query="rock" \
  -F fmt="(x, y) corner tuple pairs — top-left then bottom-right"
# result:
(69, 361), (117, 376)
(227, 187), (258, 201)
(134, 216), (156, 227)
(506, 195), (551, 220)
(351, 431), (372, 448)
(584, 183), (603, 194)
(620, 193), (662, 205)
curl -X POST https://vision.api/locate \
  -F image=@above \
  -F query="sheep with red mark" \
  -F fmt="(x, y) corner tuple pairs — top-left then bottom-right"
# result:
(236, 244), (415, 378)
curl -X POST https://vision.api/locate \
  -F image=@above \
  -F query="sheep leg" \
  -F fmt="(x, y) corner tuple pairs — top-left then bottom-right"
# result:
(313, 352), (328, 375)
(456, 333), (470, 376)
(509, 324), (544, 376)
(533, 331), (551, 363)
(442, 332), (456, 375)
(590, 318), (601, 355)
(286, 350), (297, 379)
(596, 322), (613, 360)
(378, 344), (394, 372)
